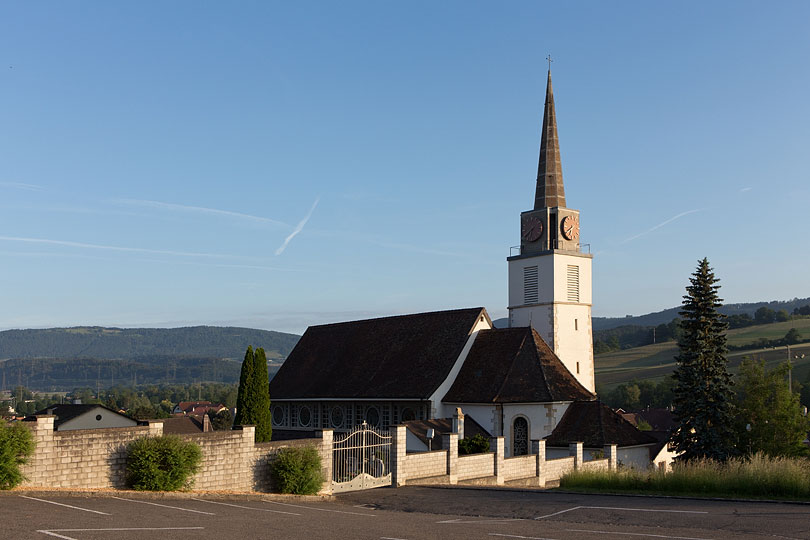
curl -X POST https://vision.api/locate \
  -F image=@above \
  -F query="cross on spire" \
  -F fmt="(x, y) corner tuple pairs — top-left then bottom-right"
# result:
(546, 54), (553, 71)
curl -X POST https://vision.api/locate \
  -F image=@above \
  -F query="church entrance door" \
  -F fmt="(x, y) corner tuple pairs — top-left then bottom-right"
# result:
(332, 421), (392, 493)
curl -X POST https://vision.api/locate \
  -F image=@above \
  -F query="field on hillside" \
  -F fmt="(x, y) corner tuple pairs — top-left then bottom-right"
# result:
(595, 319), (810, 390)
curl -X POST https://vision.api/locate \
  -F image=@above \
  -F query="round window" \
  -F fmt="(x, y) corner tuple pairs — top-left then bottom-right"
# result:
(365, 407), (380, 427)
(272, 406), (285, 426)
(299, 406), (312, 427)
(400, 408), (416, 422)
(330, 406), (344, 428)
(95, 414), (102, 421)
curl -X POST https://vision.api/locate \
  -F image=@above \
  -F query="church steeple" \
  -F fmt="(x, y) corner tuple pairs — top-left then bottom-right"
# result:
(534, 69), (566, 210)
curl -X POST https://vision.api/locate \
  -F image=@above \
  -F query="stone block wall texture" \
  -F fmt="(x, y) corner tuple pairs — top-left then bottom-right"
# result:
(403, 450), (448, 480)
(252, 432), (332, 493)
(21, 416), (161, 489)
(457, 453), (494, 481)
(544, 456), (575, 482)
(19, 416), (332, 493)
(581, 458), (609, 471)
(181, 426), (255, 491)
(502, 454), (536, 482)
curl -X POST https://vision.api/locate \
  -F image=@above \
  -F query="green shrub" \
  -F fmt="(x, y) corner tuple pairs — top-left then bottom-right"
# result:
(271, 446), (324, 494)
(0, 422), (36, 490)
(458, 433), (490, 455)
(125, 435), (202, 491)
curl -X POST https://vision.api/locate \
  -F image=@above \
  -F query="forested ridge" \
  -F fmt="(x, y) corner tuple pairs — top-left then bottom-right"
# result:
(0, 326), (300, 391)
(0, 326), (299, 360)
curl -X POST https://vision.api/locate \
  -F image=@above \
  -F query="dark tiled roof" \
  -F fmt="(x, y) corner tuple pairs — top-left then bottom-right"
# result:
(443, 327), (594, 403)
(32, 404), (130, 428)
(635, 409), (676, 431)
(403, 415), (491, 451)
(161, 416), (204, 435)
(269, 308), (489, 399)
(545, 400), (658, 448)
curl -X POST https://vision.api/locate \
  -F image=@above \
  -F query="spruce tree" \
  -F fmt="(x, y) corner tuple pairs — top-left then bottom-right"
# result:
(671, 258), (737, 461)
(233, 345), (273, 442)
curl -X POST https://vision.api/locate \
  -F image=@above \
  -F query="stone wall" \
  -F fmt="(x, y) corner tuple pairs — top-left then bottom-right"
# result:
(402, 450), (448, 480)
(19, 416), (333, 494)
(21, 416), (160, 489)
(457, 453), (494, 481)
(581, 458), (609, 471)
(502, 454), (536, 482)
(544, 456), (575, 482)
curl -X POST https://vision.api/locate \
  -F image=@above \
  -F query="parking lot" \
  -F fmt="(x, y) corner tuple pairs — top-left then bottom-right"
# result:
(2, 487), (810, 540)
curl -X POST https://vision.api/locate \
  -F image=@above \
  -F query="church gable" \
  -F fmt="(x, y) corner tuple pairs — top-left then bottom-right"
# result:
(442, 327), (594, 404)
(269, 307), (489, 400)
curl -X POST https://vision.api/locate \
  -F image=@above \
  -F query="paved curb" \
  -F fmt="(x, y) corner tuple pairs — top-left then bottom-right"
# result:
(407, 483), (810, 506)
(1, 488), (333, 502)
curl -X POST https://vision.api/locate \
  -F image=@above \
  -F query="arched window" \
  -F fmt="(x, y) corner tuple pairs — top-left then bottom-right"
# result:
(513, 417), (529, 456)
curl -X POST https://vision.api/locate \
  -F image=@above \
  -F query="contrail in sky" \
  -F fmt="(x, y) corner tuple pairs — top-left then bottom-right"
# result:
(620, 209), (703, 244)
(275, 198), (320, 256)
(0, 235), (232, 259)
(0, 181), (43, 191)
(114, 198), (290, 227)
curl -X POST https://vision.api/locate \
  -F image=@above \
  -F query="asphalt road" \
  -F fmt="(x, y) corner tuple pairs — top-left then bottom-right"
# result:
(1, 487), (808, 540)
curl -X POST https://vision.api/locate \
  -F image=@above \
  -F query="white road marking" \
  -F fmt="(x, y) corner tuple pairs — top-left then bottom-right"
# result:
(438, 518), (525, 524)
(567, 529), (713, 540)
(488, 534), (561, 540)
(535, 505), (708, 519)
(534, 506), (583, 519)
(110, 496), (215, 515)
(192, 498), (300, 515)
(380, 537), (410, 540)
(37, 527), (203, 540)
(582, 506), (709, 514)
(263, 500), (376, 516)
(21, 496), (111, 515)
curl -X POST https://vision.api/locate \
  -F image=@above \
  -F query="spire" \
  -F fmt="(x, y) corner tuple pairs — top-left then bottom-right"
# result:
(534, 69), (566, 210)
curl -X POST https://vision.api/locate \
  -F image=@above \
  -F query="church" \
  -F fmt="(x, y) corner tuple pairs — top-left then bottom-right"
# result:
(269, 70), (657, 463)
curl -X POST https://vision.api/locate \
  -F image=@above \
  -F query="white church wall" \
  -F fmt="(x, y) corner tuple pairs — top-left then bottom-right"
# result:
(502, 402), (569, 457)
(405, 429), (428, 453)
(429, 315), (492, 419)
(445, 405), (498, 437)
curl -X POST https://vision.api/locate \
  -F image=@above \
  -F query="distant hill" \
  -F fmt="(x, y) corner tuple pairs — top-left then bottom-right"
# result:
(0, 326), (299, 361)
(593, 297), (810, 331)
(495, 297), (810, 333)
(0, 326), (301, 391)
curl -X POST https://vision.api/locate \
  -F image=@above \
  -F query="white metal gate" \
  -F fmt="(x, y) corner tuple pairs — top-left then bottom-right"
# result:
(332, 422), (392, 493)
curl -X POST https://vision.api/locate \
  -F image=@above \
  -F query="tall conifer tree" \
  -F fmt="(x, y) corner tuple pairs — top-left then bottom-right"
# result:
(233, 345), (273, 442)
(671, 258), (736, 461)
(251, 347), (273, 442)
(233, 346), (255, 428)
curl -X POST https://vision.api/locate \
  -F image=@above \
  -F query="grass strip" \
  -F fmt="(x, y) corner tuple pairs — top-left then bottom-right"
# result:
(560, 454), (810, 501)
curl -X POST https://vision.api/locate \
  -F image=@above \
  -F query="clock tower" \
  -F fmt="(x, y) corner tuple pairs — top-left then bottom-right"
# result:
(507, 69), (594, 392)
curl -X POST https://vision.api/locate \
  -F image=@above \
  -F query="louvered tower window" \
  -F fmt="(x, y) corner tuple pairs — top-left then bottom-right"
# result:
(523, 266), (538, 304)
(567, 265), (580, 302)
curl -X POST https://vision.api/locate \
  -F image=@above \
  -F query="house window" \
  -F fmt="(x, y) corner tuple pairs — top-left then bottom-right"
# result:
(365, 406), (380, 428)
(567, 265), (580, 302)
(576, 362), (580, 374)
(513, 417), (529, 456)
(330, 406), (344, 429)
(524, 266), (539, 304)
(575, 318), (578, 330)
(400, 407), (416, 422)
(299, 406), (312, 427)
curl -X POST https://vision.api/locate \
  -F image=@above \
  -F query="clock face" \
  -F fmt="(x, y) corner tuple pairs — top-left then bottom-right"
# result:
(561, 215), (580, 241)
(522, 216), (543, 242)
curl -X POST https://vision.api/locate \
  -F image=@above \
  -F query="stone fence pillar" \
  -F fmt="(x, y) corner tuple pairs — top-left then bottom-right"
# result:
(316, 429), (333, 495)
(569, 441), (583, 469)
(442, 432), (458, 485)
(491, 436), (504, 485)
(531, 439), (546, 487)
(391, 424), (407, 487)
(604, 443), (617, 470)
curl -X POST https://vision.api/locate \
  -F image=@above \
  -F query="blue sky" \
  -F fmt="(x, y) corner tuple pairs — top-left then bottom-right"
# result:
(1, 2), (808, 334)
